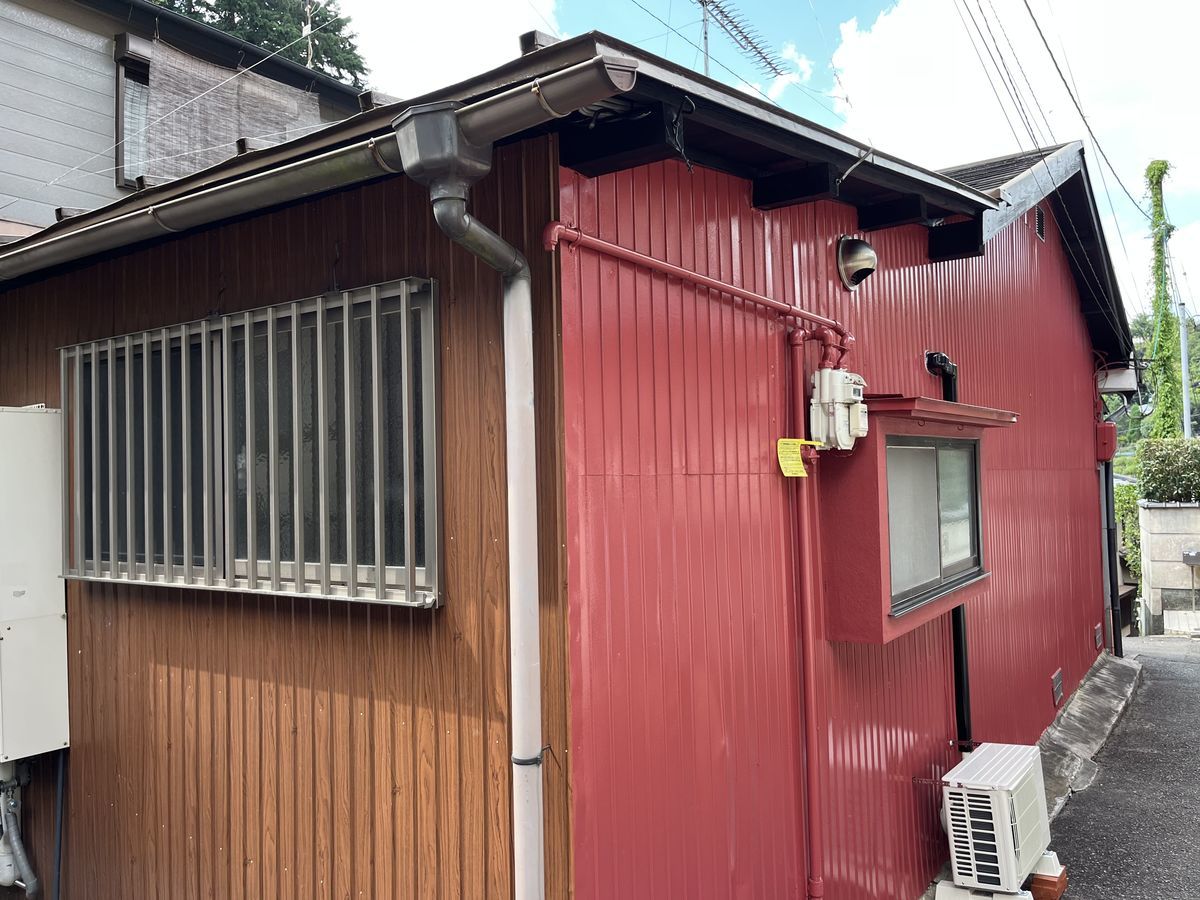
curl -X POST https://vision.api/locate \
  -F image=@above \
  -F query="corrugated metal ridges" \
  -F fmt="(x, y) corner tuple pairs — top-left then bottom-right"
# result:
(562, 162), (804, 899)
(561, 159), (1104, 899)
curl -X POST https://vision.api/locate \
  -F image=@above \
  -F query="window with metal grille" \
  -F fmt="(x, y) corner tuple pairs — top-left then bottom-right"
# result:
(60, 278), (440, 607)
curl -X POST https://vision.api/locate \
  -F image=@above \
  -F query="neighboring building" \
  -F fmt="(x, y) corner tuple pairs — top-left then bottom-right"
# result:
(0, 32), (1131, 900)
(0, 0), (360, 240)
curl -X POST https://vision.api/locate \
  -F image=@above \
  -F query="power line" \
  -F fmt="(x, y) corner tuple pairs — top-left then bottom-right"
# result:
(47, 120), (336, 185)
(1018, 0), (1151, 221)
(0, 12), (349, 216)
(626, 0), (843, 120)
(803, 0), (873, 144)
(966, 0), (1120, 328)
(691, 0), (787, 77)
(1025, 0), (1146, 317)
(525, 1), (561, 39)
(952, 0), (1023, 150)
(956, 0), (1127, 348)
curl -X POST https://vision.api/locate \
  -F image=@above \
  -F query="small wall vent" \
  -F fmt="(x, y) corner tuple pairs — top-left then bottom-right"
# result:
(1051, 668), (1064, 706)
(1034, 205), (1046, 241)
(1095, 623), (1103, 649)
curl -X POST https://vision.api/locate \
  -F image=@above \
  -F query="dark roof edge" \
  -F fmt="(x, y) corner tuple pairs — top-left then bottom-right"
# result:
(4, 34), (610, 253)
(0, 31), (999, 273)
(979, 142), (1083, 241)
(592, 35), (997, 216)
(74, 0), (360, 104)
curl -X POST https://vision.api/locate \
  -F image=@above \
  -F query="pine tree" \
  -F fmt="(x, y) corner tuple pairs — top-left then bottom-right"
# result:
(1145, 160), (1181, 439)
(151, 0), (368, 88)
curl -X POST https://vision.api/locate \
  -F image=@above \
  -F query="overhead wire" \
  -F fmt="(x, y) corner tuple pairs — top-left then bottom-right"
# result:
(1033, 0), (1147, 316)
(956, 0), (1127, 349)
(36, 120), (336, 186)
(0, 10), (349, 216)
(626, 0), (844, 120)
(1018, 0), (1150, 221)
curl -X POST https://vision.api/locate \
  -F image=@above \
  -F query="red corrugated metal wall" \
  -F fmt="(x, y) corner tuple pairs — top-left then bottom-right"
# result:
(559, 159), (1105, 899)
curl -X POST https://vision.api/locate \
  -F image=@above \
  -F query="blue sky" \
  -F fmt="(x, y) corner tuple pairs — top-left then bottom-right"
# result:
(345, 0), (1200, 324)
(557, 0), (885, 132)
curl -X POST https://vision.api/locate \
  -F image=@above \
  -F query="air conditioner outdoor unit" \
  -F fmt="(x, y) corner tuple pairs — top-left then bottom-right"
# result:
(937, 743), (1065, 899)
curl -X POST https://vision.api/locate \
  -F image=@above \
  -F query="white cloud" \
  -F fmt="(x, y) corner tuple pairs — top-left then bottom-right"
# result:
(766, 43), (814, 100)
(338, 0), (560, 98)
(829, 0), (1200, 321)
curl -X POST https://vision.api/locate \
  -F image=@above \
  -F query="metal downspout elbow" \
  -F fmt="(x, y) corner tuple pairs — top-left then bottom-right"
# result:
(431, 196), (529, 280)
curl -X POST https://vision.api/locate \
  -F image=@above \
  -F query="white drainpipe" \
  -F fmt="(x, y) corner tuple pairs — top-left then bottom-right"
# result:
(393, 55), (637, 899)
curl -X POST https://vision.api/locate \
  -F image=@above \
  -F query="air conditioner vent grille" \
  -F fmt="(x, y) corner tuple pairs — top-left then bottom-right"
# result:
(942, 744), (1052, 892)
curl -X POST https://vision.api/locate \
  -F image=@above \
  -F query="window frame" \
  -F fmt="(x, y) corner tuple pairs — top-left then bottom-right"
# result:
(114, 34), (153, 190)
(885, 434), (984, 616)
(60, 278), (441, 608)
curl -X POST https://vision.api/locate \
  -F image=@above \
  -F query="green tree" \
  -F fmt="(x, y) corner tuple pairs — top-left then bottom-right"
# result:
(152, 0), (368, 87)
(1145, 160), (1181, 438)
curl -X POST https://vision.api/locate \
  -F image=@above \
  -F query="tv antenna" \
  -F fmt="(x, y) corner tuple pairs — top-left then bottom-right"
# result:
(692, 0), (788, 79)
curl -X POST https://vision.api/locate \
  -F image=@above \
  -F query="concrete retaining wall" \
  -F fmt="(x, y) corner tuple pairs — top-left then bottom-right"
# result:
(1139, 501), (1200, 634)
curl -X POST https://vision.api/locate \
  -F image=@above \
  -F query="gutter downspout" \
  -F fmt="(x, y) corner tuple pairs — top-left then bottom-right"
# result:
(925, 351), (973, 749)
(435, 196), (545, 896)
(1102, 461), (1124, 657)
(393, 56), (638, 900)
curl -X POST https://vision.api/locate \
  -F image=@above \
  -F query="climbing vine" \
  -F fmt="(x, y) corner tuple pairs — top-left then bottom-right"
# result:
(1146, 160), (1181, 438)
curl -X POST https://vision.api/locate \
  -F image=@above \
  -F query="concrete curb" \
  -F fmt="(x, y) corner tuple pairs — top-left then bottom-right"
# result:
(1038, 652), (1142, 819)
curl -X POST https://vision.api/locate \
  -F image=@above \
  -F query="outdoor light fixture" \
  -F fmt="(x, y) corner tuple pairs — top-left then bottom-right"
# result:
(837, 235), (877, 290)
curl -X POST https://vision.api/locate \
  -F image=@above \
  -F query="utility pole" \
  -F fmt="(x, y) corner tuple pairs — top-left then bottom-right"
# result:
(700, 0), (710, 76)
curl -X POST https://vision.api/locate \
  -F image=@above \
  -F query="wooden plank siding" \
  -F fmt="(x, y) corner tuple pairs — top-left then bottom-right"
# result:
(0, 136), (572, 900)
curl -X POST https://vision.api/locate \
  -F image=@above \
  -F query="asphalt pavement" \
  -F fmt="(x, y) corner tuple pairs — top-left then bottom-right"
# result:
(1052, 636), (1200, 900)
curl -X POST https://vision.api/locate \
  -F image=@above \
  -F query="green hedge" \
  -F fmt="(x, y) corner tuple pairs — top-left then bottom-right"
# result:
(1138, 438), (1200, 502)
(1114, 482), (1141, 581)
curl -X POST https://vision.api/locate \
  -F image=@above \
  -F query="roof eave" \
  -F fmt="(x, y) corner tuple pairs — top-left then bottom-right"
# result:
(73, 0), (361, 102)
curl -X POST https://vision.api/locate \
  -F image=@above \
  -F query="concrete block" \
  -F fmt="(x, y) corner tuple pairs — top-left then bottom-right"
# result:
(1145, 560), (1195, 591)
(1145, 531), (1200, 563)
(1142, 561), (1190, 595)
(1164, 610), (1200, 634)
(1160, 588), (1200, 611)
(1140, 504), (1200, 535)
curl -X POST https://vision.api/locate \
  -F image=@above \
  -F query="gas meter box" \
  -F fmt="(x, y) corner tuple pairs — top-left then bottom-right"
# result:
(809, 369), (869, 451)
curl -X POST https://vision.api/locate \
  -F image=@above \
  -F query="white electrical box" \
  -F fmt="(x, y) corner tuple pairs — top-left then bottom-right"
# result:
(0, 406), (69, 762)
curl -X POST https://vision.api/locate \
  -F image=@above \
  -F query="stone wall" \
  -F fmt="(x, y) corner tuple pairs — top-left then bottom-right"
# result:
(1139, 501), (1200, 634)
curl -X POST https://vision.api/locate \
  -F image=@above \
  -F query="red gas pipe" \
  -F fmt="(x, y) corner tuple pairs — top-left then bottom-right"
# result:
(544, 221), (854, 364)
(545, 220), (839, 899)
(790, 327), (828, 900)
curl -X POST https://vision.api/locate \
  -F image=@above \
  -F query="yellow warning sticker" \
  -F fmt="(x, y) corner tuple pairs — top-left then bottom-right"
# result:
(777, 438), (808, 477)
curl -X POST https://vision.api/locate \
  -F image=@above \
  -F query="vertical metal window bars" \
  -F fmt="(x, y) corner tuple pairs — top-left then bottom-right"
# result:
(60, 278), (440, 607)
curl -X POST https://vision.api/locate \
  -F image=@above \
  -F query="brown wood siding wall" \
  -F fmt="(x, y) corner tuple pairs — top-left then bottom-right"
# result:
(0, 136), (571, 899)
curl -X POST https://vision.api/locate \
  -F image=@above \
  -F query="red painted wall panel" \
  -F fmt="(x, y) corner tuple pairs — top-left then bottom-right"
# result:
(559, 160), (1105, 899)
